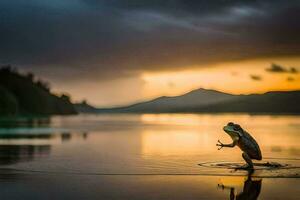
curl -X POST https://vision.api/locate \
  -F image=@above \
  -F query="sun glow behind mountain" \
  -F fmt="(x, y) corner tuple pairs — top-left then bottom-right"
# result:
(141, 57), (300, 101)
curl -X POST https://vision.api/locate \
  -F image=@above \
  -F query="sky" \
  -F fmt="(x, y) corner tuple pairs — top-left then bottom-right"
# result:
(0, 0), (300, 107)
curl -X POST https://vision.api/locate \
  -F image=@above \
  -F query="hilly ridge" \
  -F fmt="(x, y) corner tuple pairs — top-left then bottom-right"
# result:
(0, 66), (77, 116)
(96, 89), (300, 114)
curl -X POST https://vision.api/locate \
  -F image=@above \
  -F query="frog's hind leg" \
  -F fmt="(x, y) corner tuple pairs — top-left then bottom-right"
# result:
(233, 152), (254, 170)
(242, 152), (254, 169)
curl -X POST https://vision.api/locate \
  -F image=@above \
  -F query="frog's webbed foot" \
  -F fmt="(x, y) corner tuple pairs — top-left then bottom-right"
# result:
(234, 153), (255, 171)
(234, 164), (253, 170)
(216, 140), (224, 150)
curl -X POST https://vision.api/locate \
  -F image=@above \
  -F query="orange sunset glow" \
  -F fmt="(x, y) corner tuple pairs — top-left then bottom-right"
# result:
(50, 57), (300, 107)
(1, 1), (300, 199)
(142, 57), (300, 99)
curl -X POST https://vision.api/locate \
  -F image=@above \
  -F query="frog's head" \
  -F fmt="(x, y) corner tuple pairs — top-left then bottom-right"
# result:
(223, 122), (243, 138)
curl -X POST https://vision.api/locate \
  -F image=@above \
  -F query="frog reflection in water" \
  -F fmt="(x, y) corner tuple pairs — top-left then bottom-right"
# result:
(218, 173), (262, 200)
(217, 122), (262, 169)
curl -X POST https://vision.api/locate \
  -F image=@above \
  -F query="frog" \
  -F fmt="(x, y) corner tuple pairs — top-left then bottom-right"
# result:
(217, 122), (262, 169)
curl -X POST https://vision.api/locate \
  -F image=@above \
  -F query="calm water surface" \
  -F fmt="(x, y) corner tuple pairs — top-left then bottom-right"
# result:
(0, 114), (299, 199)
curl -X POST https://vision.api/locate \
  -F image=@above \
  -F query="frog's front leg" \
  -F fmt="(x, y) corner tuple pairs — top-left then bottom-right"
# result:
(216, 140), (237, 150)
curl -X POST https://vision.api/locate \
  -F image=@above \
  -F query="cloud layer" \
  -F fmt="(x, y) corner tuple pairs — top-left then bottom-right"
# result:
(266, 63), (298, 73)
(0, 0), (300, 81)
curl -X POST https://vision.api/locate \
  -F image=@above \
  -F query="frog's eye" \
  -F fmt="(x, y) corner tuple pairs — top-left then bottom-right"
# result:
(233, 125), (241, 131)
(228, 122), (234, 126)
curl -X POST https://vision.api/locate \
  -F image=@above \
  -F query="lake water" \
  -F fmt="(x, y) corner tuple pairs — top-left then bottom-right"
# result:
(0, 114), (299, 199)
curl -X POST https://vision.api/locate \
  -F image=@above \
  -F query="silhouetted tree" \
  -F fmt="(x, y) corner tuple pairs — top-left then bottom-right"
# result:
(0, 65), (13, 73)
(61, 93), (71, 102)
(26, 72), (35, 82)
(82, 99), (88, 105)
(36, 79), (50, 92)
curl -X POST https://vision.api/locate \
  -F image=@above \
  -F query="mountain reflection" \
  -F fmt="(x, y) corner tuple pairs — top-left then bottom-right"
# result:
(0, 117), (90, 165)
(0, 117), (51, 128)
(0, 134), (52, 139)
(0, 131), (89, 166)
(0, 144), (51, 165)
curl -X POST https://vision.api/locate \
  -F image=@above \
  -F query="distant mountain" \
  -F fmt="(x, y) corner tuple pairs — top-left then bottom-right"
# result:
(98, 88), (237, 113)
(96, 89), (300, 114)
(0, 66), (77, 116)
(191, 91), (300, 114)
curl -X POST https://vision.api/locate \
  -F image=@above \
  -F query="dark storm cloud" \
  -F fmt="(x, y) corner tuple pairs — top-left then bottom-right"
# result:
(0, 0), (300, 81)
(266, 63), (288, 72)
(266, 63), (298, 73)
(287, 77), (295, 82)
(250, 74), (262, 81)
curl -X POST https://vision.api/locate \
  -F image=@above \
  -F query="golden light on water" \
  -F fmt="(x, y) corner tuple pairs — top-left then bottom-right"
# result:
(218, 176), (247, 188)
(141, 114), (202, 126)
(140, 114), (300, 158)
(141, 130), (209, 156)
